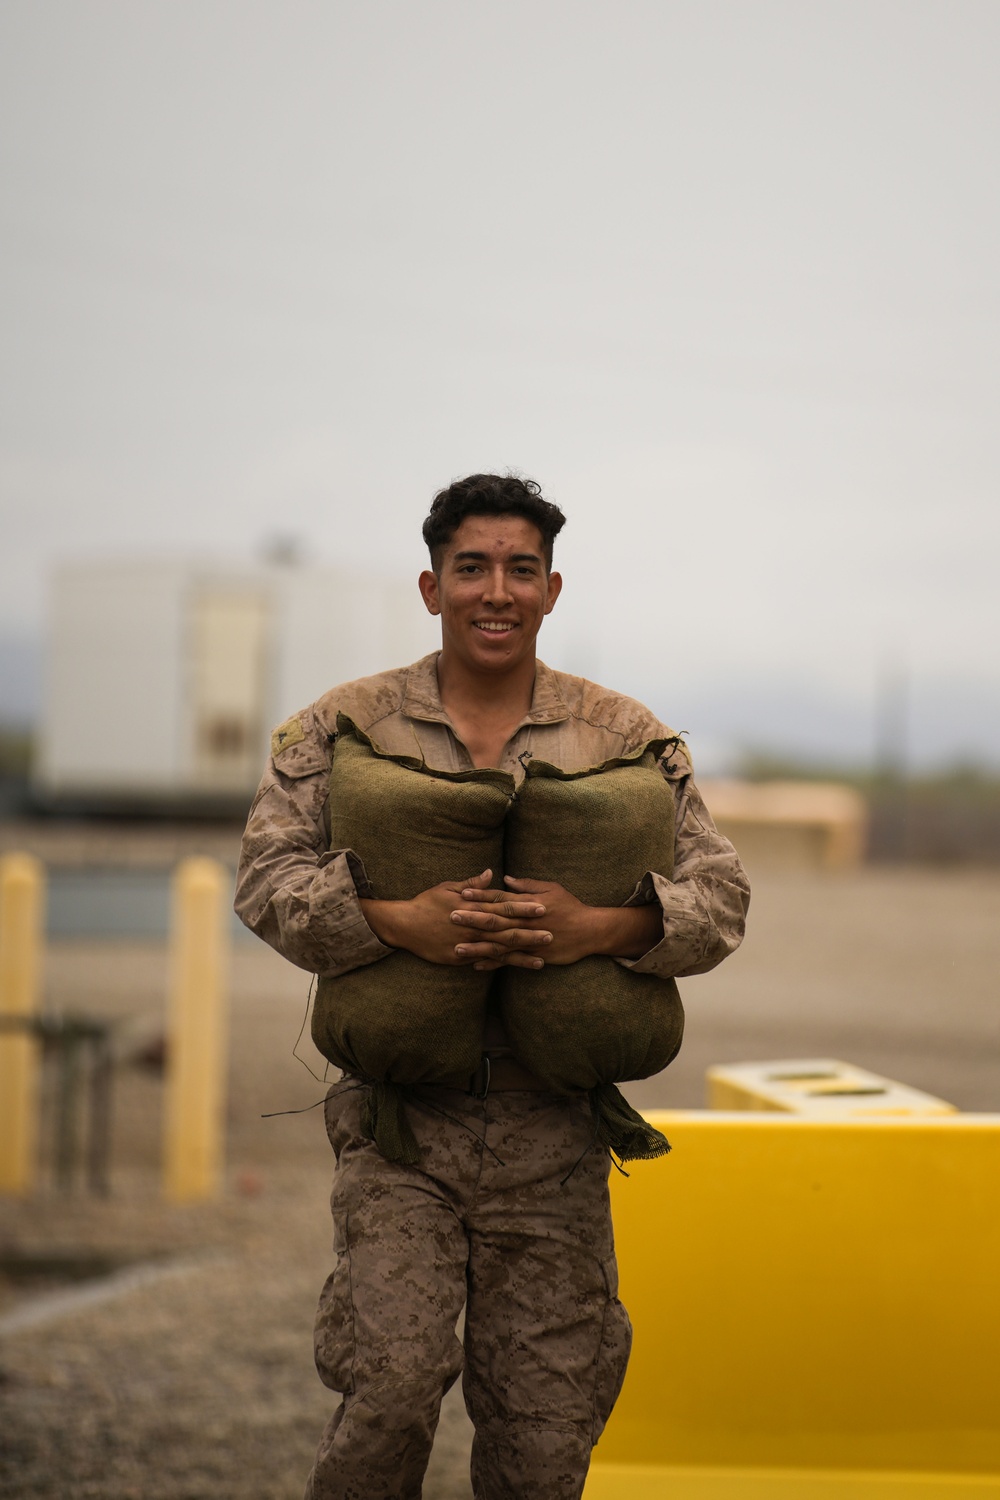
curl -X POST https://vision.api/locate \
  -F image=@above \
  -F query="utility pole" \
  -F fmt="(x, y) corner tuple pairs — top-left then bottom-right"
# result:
(874, 653), (910, 859)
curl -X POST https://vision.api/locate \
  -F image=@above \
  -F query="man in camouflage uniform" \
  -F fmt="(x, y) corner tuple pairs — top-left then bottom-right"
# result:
(236, 474), (749, 1500)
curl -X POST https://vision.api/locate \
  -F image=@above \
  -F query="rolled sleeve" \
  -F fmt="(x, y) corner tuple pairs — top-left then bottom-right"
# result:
(617, 775), (750, 979)
(234, 722), (393, 978)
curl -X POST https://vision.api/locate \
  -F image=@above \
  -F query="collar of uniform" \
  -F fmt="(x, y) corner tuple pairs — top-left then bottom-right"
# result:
(400, 652), (570, 726)
(523, 659), (570, 724)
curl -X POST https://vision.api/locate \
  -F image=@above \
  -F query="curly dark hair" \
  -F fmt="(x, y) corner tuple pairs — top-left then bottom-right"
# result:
(422, 473), (566, 571)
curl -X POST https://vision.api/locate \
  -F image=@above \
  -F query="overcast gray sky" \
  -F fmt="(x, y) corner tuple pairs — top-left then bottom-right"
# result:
(2, 0), (998, 768)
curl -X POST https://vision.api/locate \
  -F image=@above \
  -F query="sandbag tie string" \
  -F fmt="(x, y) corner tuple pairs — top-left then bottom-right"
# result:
(588, 1084), (672, 1163)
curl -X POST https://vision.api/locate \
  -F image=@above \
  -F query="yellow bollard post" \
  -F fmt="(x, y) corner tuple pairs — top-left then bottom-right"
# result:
(0, 853), (45, 1195)
(163, 857), (230, 1202)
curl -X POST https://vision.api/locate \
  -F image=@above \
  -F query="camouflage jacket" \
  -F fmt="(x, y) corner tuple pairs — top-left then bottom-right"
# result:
(235, 653), (749, 985)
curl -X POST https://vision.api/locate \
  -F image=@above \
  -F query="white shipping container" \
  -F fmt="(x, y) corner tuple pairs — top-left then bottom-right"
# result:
(35, 559), (438, 810)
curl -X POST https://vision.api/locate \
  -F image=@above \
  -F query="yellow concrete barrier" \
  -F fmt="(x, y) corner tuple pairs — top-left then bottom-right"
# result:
(706, 1058), (957, 1117)
(162, 857), (230, 1201)
(586, 1111), (1000, 1497)
(0, 853), (45, 1194)
(586, 1462), (1000, 1497)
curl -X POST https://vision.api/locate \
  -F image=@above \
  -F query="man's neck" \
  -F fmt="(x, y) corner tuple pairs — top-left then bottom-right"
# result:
(435, 648), (537, 729)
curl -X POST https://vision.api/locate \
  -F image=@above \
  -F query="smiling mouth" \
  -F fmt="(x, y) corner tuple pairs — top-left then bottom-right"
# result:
(474, 621), (517, 633)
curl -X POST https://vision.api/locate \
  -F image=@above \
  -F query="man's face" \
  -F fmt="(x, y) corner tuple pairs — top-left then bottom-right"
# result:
(419, 514), (562, 676)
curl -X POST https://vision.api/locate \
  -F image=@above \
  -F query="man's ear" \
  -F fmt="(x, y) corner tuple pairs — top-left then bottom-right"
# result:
(544, 570), (563, 614)
(418, 569), (440, 616)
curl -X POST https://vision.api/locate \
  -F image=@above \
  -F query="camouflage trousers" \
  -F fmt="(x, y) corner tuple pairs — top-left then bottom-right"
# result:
(304, 1079), (632, 1500)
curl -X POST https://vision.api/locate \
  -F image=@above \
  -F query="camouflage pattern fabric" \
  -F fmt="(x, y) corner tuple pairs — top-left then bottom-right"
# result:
(305, 1079), (632, 1500)
(235, 653), (751, 994)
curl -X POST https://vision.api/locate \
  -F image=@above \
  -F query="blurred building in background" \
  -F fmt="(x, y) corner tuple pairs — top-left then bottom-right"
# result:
(33, 559), (437, 815)
(698, 777), (867, 871)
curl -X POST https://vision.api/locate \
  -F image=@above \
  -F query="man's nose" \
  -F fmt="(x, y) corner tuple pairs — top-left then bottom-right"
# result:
(482, 568), (514, 605)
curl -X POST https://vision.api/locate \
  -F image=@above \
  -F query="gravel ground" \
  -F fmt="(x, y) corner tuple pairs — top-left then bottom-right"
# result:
(0, 1171), (476, 1500)
(2, 862), (999, 1497)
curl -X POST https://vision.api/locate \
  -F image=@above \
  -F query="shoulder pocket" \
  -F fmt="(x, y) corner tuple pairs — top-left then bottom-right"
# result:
(271, 707), (333, 778)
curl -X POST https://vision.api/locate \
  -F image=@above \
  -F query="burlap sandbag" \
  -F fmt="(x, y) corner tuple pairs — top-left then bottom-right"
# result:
(499, 742), (684, 1159)
(313, 718), (514, 1160)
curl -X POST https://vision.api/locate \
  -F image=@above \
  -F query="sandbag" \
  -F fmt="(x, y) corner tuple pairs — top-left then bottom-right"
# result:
(499, 743), (684, 1151)
(312, 719), (514, 1157)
